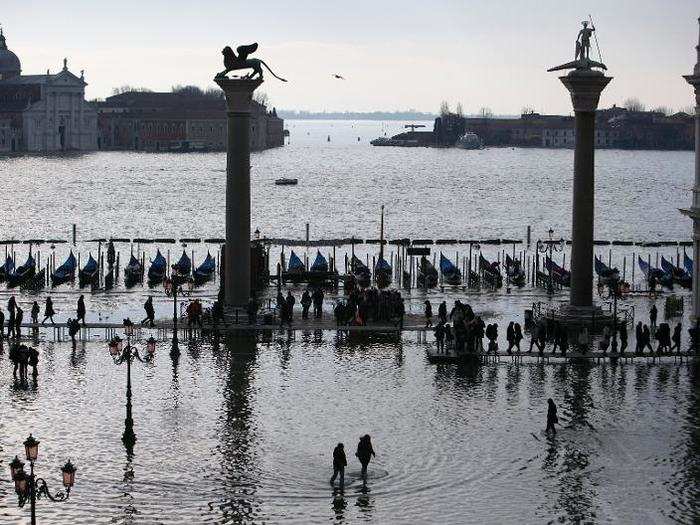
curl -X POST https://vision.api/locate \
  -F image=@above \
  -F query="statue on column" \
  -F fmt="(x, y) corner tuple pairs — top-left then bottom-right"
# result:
(548, 20), (607, 72)
(215, 43), (287, 82)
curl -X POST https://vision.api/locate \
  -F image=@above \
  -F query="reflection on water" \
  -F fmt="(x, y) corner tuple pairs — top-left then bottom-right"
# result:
(0, 334), (698, 523)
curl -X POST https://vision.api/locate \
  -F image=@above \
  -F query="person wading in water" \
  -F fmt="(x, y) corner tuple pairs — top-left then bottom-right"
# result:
(330, 442), (347, 488)
(356, 435), (376, 483)
(546, 398), (558, 435)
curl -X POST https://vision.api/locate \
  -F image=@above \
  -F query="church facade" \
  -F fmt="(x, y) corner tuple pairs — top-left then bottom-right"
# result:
(0, 29), (97, 152)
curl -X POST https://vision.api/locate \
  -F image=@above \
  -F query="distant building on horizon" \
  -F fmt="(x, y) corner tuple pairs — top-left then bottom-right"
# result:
(0, 29), (98, 152)
(96, 90), (284, 152)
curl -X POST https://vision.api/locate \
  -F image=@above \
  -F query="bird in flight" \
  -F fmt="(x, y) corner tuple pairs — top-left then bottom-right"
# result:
(332, 74), (345, 80)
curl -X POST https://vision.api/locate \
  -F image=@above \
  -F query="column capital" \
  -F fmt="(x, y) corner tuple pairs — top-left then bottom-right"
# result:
(213, 77), (263, 113)
(559, 70), (613, 112)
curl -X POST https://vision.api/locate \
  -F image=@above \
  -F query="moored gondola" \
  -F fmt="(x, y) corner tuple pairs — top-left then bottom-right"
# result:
(310, 251), (329, 273)
(172, 250), (192, 284)
(594, 256), (619, 285)
(22, 268), (45, 291)
(417, 256), (438, 288)
(0, 256), (14, 283)
(147, 249), (167, 284)
(374, 256), (392, 289)
(439, 253), (462, 286)
(50, 250), (77, 286)
(638, 256), (673, 289)
(684, 253), (693, 276)
(351, 255), (371, 288)
(505, 254), (526, 287)
(287, 251), (305, 273)
(79, 254), (99, 287)
(544, 256), (570, 287)
(124, 254), (143, 287)
(661, 255), (691, 289)
(479, 254), (503, 288)
(193, 252), (216, 285)
(7, 253), (36, 288)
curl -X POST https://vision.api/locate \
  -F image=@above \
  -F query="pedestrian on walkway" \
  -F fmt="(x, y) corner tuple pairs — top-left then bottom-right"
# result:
(424, 300), (433, 328)
(77, 295), (86, 326)
(650, 304), (658, 329)
(141, 296), (155, 327)
(15, 307), (23, 338)
(8, 296), (16, 338)
(41, 297), (56, 325)
(30, 301), (39, 325)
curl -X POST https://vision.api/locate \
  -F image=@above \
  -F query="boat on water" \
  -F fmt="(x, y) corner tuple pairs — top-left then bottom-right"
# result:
(0, 256), (15, 283)
(172, 250), (192, 284)
(684, 253), (693, 276)
(7, 253), (36, 288)
(638, 256), (673, 289)
(375, 257), (392, 288)
(505, 254), (526, 286)
(147, 249), (167, 284)
(439, 253), (462, 286)
(23, 268), (45, 291)
(193, 252), (216, 285)
(455, 132), (483, 150)
(79, 254), (99, 287)
(660, 256), (691, 289)
(275, 178), (298, 185)
(594, 256), (620, 285)
(124, 254), (143, 286)
(351, 255), (372, 288)
(479, 254), (503, 288)
(287, 251), (305, 273)
(417, 256), (438, 288)
(310, 251), (329, 273)
(544, 257), (570, 287)
(50, 251), (77, 286)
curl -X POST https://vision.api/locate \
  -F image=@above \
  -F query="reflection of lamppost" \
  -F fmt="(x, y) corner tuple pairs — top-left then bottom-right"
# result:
(9, 434), (76, 525)
(609, 275), (620, 353)
(108, 334), (156, 446)
(468, 242), (480, 287)
(537, 229), (564, 295)
(164, 278), (179, 354)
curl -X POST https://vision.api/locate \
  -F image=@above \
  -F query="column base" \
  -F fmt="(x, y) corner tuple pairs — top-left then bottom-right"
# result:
(535, 302), (619, 332)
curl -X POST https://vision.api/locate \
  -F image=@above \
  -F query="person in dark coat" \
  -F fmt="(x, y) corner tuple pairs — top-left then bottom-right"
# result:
(619, 324), (628, 354)
(28, 346), (39, 379)
(514, 323), (523, 352)
(434, 322), (445, 352)
(77, 295), (86, 326)
(10, 343), (20, 379)
(356, 435), (376, 482)
(312, 288), (324, 319)
(14, 307), (23, 338)
(41, 297), (56, 325)
(642, 324), (653, 353)
(330, 442), (347, 488)
(438, 301), (447, 324)
(635, 322), (644, 355)
(671, 322), (682, 352)
(649, 304), (658, 328)
(141, 296), (155, 327)
(300, 291), (312, 320)
(8, 296), (16, 338)
(286, 291), (296, 322)
(506, 322), (515, 354)
(0, 307), (4, 339)
(68, 318), (81, 345)
(424, 300), (433, 328)
(30, 301), (39, 325)
(546, 398), (558, 435)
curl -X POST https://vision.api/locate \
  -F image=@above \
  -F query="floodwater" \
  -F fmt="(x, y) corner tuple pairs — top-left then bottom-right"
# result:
(0, 335), (698, 524)
(0, 121), (697, 523)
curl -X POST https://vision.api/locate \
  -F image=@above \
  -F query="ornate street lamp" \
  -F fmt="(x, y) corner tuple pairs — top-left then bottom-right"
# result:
(8, 434), (75, 525)
(109, 332), (154, 447)
(537, 229), (565, 295)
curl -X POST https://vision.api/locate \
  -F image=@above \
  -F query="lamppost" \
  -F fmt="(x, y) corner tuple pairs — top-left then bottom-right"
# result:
(467, 242), (480, 287)
(8, 434), (76, 525)
(537, 229), (564, 295)
(108, 333), (156, 446)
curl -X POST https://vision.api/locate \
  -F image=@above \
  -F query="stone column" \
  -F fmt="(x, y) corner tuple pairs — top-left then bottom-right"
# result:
(681, 17), (700, 321)
(214, 77), (262, 308)
(559, 70), (612, 309)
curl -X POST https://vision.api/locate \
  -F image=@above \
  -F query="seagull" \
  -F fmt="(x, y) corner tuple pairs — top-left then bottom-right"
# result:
(332, 74), (345, 80)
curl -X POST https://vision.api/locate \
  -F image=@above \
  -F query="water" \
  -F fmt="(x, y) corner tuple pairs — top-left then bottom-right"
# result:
(0, 336), (698, 523)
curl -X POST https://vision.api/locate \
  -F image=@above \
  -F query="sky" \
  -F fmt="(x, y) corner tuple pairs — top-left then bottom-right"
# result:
(2, 0), (699, 114)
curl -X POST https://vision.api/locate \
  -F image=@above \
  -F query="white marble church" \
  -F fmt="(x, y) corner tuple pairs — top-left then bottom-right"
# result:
(0, 28), (97, 152)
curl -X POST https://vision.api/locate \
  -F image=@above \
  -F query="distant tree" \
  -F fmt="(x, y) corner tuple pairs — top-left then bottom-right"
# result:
(521, 106), (536, 115)
(253, 91), (269, 107)
(171, 85), (205, 96)
(111, 85), (152, 95)
(651, 105), (671, 116)
(455, 102), (464, 117)
(204, 87), (223, 99)
(439, 100), (451, 117)
(479, 107), (493, 118)
(623, 97), (645, 112)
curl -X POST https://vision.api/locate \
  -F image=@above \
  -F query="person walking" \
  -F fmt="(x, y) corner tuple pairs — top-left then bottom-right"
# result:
(671, 322), (682, 352)
(434, 322), (445, 353)
(356, 435), (376, 483)
(77, 295), (86, 326)
(10, 343), (20, 380)
(438, 301), (447, 324)
(650, 304), (658, 329)
(286, 292), (296, 322)
(30, 301), (39, 325)
(301, 290), (312, 320)
(635, 321), (644, 355)
(14, 307), (23, 338)
(506, 322), (515, 354)
(424, 300), (433, 328)
(41, 297), (56, 325)
(514, 323), (523, 352)
(546, 398), (558, 435)
(312, 288), (324, 319)
(28, 346), (39, 380)
(330, 443), (347, 488)
(619, 323), (628, 354)
(642, 324), (654, 353)
(141, 296), (155, 327)
(8, 296), (16, 338)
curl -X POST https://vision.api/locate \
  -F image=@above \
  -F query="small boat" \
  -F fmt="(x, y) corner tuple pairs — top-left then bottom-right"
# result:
(479, 254), (503, 288)
(0, 256), (15, 282)
(287, 251), (305, 273)
(439, 253), (462, 286)
(455, 132), (483, 149)
(417, 256), (438, 288)
(172, 250), (192, 284)
(638, 256), (673, 289)
(374, 257), (392, 288)
(193, 252), (216, 285)
(310, 251), (329, 273)
(275, 178), (298, 186)
(594, 256), (620, 285)
(684, 253), (693, 276)
(505, 254), (526, 287)
(544, 257), (570, 287)
(661, 256), (691, 289)
(79, 254), (99, 287)
(50, 251), (77, 286)
(147, 249), (167, 283)
(7, 253), (36, 288)
(351, 255), (372, 288)
(124, 254), (143, 286)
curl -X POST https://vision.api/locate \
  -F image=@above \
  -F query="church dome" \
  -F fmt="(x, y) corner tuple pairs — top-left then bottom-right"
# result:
(0, 30), (21, 80)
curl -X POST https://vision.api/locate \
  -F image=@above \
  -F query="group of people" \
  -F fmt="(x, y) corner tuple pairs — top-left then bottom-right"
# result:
(334, 288), (405, 327)
(9, 343), (39, 383)
(0, 295), (80, 339)
(273, 288), (326, 326)
(426, 300), (485, 354)
(330, 434), (376, 489)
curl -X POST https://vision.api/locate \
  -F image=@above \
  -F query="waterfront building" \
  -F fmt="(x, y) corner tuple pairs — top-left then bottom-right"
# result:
(97, 90), (284, 152)
(0, 29), (97, 152)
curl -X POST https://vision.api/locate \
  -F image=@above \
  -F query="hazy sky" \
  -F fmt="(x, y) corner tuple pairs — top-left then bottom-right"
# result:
(2, 0), (699, 114)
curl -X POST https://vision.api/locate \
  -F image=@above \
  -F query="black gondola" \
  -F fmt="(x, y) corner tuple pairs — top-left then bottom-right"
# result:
(638, 256), (673, 289)
(660, 256), (691, 289)
(148, 249), (167, 284)
(124, 254), (143, 286)
(0, 256), (14, 283)
(351, 255), (371, 288)
(7, 253), (36, 288)
(193, 252), (216, 284)
(79, 254), (99, 287)
(375, 256), (392, 288)
(479, 254), (503, 288)
(50, 251), (77, 286)
(505, 254), (526, 287)
(172, 250), (192, 284)
(417, 256), (438, 288)
(439, 253), (462, 286)
(544, 256), (570, 287)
